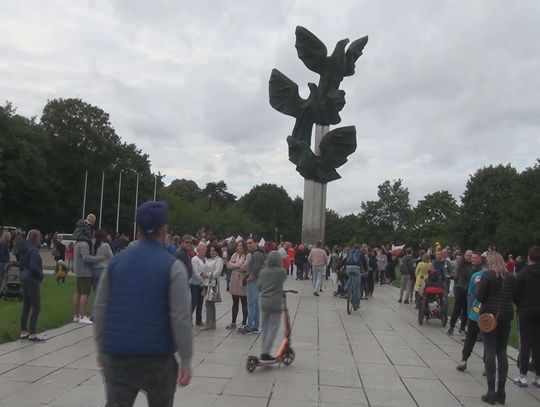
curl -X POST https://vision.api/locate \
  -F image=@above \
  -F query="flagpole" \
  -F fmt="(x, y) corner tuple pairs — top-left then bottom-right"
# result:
(133, 173), (139, 241)
(153, 175), (157, 201)
(116, 171), (122, 234)
(82, 170), (88, 218)
(98, 171), (105, 229)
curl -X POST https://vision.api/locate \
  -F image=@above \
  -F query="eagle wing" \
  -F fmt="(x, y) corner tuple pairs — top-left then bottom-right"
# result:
(295, 26), (328, 74)
(319, 126), (357, 168)
(269, 69), (304, 117)
(344, 36), (368, 76)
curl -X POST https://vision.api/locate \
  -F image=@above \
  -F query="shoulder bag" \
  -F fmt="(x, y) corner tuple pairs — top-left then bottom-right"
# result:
(478, 278), (504, 333)
(206, 278), (222, 303)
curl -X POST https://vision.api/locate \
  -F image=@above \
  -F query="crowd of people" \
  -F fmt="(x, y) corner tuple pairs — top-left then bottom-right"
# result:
(1, 212), (539, 405)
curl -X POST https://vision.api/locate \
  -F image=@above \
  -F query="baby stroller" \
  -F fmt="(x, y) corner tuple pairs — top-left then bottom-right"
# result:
(1, 262), (23, 301)
(418, 271), (448, 326)
(332, 268), (349, 298)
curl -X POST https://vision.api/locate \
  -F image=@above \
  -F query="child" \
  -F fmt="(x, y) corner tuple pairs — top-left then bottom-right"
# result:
(257, 250), (287, 361)
(55, 260), (68, 285)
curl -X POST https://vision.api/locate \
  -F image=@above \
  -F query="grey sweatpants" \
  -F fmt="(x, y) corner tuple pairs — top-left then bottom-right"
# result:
(261, 311), (281, 355)
(399, 275), (413, 301)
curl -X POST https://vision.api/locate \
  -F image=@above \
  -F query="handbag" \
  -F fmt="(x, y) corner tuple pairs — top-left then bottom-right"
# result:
(478, 278), (504, 333)
(478, 312), (497, 333)
(206, 278), (222, 303)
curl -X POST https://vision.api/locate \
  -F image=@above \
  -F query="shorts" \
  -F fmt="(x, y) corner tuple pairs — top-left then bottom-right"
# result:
(77, 277), (93, 295)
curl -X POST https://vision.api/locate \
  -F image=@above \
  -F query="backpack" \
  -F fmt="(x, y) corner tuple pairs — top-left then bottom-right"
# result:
(346, 249), (361, 266)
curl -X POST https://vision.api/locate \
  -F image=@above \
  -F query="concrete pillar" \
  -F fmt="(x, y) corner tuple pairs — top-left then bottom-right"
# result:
(301, 125), (328, 245)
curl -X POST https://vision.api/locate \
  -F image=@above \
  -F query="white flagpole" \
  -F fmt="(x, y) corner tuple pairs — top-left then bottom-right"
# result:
(153, 175), (157, 201)
(116, 171), (122, 234)
(98, 171), (105, 229)
(133, 173), (139, 241)
(82, 170), (88, 218)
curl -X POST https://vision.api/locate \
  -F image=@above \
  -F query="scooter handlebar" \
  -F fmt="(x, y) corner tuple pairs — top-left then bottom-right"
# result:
(283, 290), (298, 294)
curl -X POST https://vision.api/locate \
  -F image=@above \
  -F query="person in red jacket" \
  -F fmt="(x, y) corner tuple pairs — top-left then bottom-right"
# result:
(287, 242), (296, 275)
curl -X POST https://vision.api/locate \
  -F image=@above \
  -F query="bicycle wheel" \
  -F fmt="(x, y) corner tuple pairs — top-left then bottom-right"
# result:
(347, 288), (352, 314)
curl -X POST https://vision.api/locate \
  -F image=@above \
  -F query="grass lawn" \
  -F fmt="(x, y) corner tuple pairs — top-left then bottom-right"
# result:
(0, 275), (89, 344)
(393, 272), (519, 349)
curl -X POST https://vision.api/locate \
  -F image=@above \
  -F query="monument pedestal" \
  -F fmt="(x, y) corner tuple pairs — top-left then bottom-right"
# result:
(301, 125), (328, 245)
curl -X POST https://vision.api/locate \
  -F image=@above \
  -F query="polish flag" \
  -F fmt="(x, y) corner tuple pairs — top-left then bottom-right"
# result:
(391, 244), (405, 255)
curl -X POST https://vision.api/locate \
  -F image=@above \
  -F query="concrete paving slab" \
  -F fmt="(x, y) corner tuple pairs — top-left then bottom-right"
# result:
(1, 277), (539, 406)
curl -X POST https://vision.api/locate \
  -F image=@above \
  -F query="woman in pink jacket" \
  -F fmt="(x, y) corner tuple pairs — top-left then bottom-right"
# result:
(226, 240), (251, 330)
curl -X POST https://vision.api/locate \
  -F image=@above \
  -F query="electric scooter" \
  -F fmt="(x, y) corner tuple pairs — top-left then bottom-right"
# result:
(246, 289), (297, 372)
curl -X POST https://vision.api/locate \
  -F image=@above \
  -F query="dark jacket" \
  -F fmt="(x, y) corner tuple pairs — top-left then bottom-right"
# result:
(295, 248), (308, 265)
(476, 270), (515, 323)
(513, 263), (540, 319)
(247, 249), (265, 280)
(175, 246), (193, 277)
(0, 242), (10, 263)
(455, 260), (473, 290)
(400, 254), (416, 278)
(19, 240), (44, 283)
(54, 241), (66, 261)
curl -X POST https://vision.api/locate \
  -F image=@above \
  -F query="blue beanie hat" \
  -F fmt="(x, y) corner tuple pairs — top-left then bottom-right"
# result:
(136, 201), (169, 235)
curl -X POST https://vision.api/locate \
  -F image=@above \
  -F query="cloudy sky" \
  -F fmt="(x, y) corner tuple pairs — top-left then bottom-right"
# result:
(1, 0), (539, 214)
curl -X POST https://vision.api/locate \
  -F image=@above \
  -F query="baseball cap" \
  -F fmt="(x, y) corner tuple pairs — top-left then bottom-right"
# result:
(136, 201), (169, 235)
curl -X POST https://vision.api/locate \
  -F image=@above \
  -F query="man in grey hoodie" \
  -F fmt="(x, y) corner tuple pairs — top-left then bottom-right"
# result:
(72, 214), (101, 325)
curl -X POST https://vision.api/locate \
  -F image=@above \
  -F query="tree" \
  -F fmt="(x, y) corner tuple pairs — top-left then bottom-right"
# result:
(358, 179), (411, 244)
(236, 183), (299, 241)
(0, 103), (51, 228)
(460, 164), (519, 250)
(493, 161), (540, 254)
(201, 181), (236, 209)
(41, 98), (156, 233)
(166, 179), (201, 202)
(411, 190), (459, 245)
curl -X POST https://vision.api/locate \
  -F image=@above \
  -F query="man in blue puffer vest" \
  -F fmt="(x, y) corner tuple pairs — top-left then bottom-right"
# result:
(94, 201), (193, 407)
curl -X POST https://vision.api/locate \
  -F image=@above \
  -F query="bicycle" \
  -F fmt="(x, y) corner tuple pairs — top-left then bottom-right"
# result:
(345, 268), (360, 314)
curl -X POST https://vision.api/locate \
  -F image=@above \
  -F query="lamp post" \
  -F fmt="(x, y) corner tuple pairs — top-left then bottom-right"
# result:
(274, 227), (278, 243)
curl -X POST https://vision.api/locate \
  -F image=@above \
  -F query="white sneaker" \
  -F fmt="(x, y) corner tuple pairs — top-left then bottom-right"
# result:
(78, 316), (93, 325)
(73, 315), (80, 323)
(513, 376), (528, 387)
(533, 377), (540, 388)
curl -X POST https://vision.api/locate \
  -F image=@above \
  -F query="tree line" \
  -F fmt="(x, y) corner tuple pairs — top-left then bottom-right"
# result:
(1, 98), (539, 255)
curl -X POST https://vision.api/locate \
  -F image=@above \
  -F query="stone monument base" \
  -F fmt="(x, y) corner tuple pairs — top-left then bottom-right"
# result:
(301, 125), (328, 245)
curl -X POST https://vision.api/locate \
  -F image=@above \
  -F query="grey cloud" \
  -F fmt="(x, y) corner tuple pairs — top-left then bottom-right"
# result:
(1, 0), (539, 216)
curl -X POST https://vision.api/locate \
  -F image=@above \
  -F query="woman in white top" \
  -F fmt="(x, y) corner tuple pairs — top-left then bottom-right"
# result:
(190, 242), (206, 326)
(200, 243), (224, 330)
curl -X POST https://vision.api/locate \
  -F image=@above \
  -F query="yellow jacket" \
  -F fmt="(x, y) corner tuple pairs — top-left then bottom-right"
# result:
(414, 261), (432, 292)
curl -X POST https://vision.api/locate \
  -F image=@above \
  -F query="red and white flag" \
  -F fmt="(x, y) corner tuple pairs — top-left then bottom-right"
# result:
(391, 244), (405, 255)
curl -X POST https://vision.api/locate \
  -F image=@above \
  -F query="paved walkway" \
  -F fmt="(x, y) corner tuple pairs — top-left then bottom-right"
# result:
(0, 278), (539, 407)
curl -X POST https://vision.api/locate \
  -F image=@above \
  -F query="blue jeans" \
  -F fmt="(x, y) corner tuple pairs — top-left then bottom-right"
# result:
(92, 267), (104, 292)
(345, 266), (361, 308)
(312, 266), (325, 293)
(246, 281), (259, 330)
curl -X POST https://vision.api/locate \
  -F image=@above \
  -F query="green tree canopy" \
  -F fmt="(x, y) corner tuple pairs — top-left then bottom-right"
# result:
(166, 179), (202, 202)
(411, 190), (459, 245)
(0, 103), (50, 227)
(460, 164), (519, 250)
(201, 181), (236, 209)
(236, 183), (299, 241)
